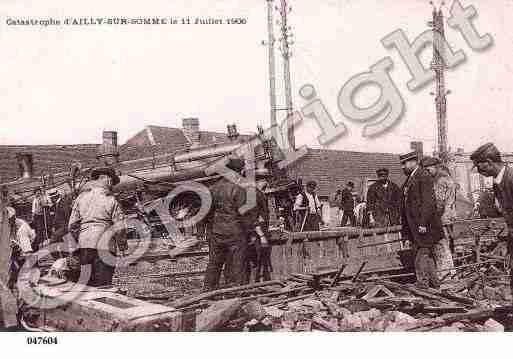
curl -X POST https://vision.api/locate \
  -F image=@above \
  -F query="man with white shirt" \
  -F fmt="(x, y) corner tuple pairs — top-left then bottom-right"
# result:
(294, 181), (323, 231)
(471, 143), (513, 299)
(6, 207), (35, 290)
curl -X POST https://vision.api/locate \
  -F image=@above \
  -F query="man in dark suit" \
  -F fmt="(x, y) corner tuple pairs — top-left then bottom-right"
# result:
(471, 143), (513, 299)
(400, 151), (442, 289)
(367, 168), (401, 227)
(340, 182), (356, 226)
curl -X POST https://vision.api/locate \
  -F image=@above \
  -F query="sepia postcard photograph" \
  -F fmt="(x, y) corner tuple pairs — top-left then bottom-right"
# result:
(0, 0), (512, 356)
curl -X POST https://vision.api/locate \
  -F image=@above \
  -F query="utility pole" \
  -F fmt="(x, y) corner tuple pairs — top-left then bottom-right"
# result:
(265, 0), (278, 129)
(278, 0), (295, 150)
(428, 1), (450, 164)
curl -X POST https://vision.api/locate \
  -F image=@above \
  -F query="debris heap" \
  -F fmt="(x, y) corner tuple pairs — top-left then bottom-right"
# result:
(168, 261), (512, 332)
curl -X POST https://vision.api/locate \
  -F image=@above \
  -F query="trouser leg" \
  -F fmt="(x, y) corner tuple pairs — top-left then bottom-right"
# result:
(93, 250), (116, 287)
(203, 240), (227, 291)
(260, 246), (272, 282)
(244, 243), (258, 284)
(445, 224), (455, 253)
(305, 215), (320, 231)
(296, 212), (307, 232)
(340, 213), (348, 227)
(79, 248), (97, 287)
(435, 229), (455, 280)
(415, 246), (440, 289)
(348, 213), (356, 226)
(224, 241), (247, 288)
(32, 216), (44, 252)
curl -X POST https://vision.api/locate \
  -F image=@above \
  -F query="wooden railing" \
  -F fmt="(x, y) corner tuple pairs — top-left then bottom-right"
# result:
(133, 218), (507, 279)
(267, 218), (507, 278)
(268, 225), (405, 278)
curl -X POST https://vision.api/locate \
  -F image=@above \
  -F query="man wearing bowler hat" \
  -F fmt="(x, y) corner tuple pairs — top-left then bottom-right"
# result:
(400, 151), (442, 289)
(367, 168), (401, 227)
(471, 143), (513, 299)
(68, 166), (125, 287)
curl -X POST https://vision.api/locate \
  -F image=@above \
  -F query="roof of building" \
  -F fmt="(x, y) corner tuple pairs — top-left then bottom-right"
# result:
(0, 144), (100, 183)
(123, 125), (251, 149)
(0, 125), (253, 183)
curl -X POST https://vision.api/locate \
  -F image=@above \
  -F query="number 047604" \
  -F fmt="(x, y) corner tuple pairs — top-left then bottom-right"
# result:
(26, 337), (58, 345)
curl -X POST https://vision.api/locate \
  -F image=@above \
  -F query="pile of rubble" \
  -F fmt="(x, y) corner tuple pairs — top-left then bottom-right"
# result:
(172, 262), (512, 332)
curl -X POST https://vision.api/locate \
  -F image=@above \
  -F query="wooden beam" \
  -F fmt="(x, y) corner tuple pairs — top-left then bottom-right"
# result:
(195, 298), (243, 332)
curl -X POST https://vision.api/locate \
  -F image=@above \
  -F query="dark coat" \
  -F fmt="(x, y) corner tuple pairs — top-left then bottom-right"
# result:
(401, 167), (442, 248)
(493, 165), (513, 228)
(206, 178), (259, 243)
(366, 180), (401, 226)
(47, 196), (72, 232)
(340, 188), (354, 211)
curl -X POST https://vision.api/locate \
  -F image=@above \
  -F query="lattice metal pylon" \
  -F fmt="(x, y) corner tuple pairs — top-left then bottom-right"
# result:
(428, 3), (450, 164)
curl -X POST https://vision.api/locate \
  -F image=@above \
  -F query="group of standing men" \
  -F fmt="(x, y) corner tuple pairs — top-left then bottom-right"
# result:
(6, 166), (127, 291)
(329, 169), (403, 229)
(5, 142), (513, 307)
(400, 151), (463, 288)
(301, 150), (460, 290)
(401, 142), (513, 292)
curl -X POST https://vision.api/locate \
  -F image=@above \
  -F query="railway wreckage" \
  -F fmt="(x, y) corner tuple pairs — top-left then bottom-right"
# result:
(1, 127), (513, 332)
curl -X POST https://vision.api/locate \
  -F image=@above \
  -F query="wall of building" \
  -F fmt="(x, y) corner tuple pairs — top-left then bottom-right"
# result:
(288, 148), (406, 199)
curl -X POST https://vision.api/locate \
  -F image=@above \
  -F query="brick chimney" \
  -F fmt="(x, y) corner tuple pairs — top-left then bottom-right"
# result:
(182, 118), (201, 148)
(227, 124), (239, 141)
(97, 131), (119, 166)
(16, 153), (33, 179)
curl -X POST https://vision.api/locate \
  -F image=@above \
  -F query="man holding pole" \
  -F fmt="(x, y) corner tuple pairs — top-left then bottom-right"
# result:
(293, 180), (323, 231)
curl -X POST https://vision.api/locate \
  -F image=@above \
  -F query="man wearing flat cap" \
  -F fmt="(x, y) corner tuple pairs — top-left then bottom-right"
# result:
(203, 158), (265, 290)
(471, 142), (513, 298)
(366, 168), (401, 228)
(68, 166), (125, 287)
(421, 156), (456, 279)
(400, 151), (442, 289)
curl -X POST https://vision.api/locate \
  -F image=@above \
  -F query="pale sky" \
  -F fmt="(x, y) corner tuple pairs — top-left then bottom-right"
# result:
(0, 0), (511, 155)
